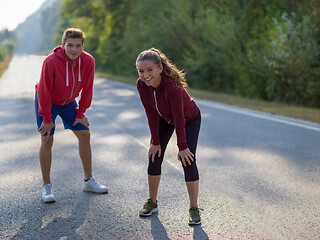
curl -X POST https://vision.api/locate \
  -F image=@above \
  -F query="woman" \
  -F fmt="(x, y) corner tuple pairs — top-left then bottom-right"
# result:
(136, 48), (202, 225)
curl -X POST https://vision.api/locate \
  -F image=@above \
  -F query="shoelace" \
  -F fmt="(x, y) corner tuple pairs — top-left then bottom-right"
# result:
(91, 178), (105, 189)
(144, 199), (154, 208)
(190, 207), (204, 216)
(90, 178), (99, 186)
(44, 185), (52, 195)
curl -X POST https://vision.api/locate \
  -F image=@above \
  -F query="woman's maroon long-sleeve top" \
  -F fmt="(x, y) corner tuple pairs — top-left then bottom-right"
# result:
(137, 76), (199, 151)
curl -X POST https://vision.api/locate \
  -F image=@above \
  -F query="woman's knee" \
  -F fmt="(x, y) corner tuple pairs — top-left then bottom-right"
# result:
(183, 162), (199, 181)
(148, 160), (162, 175)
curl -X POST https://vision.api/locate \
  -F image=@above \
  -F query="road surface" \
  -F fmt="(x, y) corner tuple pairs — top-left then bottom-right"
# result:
(0, 55), (319, 239)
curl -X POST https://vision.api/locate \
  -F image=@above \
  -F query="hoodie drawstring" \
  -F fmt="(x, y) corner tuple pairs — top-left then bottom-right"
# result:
(78, 57), (81, 82)
(65, 57), (81, 86)
(66, 62), (69, 86)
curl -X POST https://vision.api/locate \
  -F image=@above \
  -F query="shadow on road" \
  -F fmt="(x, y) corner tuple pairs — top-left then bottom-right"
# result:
(140, 213), (170, 240)
(139, 213), (210, 240)
(191, 225), (210, 240)
(11, 193), (95, 240)
(0, 94), (36, 142)
(150, 213), (170, 240)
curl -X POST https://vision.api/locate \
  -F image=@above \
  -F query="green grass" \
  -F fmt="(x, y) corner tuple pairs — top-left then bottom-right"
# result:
(96, 72), (320, 124)
(0, 56), (12, 77)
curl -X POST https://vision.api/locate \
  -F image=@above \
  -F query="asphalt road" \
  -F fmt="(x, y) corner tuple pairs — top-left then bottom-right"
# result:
(0, 55), (319, 240)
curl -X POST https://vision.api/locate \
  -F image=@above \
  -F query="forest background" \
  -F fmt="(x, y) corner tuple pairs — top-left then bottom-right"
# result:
(57, 0), (320, 108)
(1, 0), (320, 109)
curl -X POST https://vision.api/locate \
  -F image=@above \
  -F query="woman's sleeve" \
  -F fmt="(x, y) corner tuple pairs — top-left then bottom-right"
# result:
(169, 88), (188, 151)
(137, 80), (160, 145)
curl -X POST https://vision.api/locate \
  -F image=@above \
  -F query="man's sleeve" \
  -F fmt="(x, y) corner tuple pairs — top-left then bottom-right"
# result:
(77, 59), (95, 119)
(37, 60), (54, 124)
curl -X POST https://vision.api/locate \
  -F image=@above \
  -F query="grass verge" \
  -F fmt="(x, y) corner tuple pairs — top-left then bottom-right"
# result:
(188, 89), (320, 124)
(97, 72), (320, 124)
(0, 56), (12, 77)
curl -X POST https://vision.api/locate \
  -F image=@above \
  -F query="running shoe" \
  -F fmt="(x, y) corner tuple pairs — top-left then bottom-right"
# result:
(189, 206), (202, 225)
(139, 198), (158, 216)
(42, 184), (55, 203)
(83, 177), (108, 193)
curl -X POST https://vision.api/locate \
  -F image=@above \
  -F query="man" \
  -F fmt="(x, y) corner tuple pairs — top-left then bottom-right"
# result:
(35, 28), (108, 203)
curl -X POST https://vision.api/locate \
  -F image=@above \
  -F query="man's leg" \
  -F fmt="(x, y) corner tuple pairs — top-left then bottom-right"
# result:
(73, 129), (108, 193)
(39, 134), (56, 203)
(73, 130), (92, 180)
(39, 135), (54, 185)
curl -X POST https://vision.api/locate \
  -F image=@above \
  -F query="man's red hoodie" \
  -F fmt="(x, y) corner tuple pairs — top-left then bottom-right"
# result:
(35, 45), (95, 124)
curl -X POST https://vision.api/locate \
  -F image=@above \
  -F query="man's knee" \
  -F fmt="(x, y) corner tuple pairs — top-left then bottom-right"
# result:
(40, 135), (54, 148)
(74, 130), (90, 142)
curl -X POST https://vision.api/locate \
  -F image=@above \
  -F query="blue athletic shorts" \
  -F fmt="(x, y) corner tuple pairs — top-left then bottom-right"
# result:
(35, 93), (88, 135)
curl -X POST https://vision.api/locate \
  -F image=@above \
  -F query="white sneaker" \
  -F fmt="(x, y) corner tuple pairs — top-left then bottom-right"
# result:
(42, 184), (56, 203)
(83, 177), (108, 193)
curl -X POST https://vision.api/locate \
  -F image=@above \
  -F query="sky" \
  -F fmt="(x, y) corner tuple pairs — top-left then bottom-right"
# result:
(0, 0), (47, 31)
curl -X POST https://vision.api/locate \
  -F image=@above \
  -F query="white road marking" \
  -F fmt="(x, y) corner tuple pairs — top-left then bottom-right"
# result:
(197, 99), (320, 132)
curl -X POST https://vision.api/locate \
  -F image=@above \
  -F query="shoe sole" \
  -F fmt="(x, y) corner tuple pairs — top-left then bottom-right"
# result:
(83, 189), (109, 194)
(139, 208), (158, 216)
(188, 221), (201, 225)
(43, 198), (56, 203)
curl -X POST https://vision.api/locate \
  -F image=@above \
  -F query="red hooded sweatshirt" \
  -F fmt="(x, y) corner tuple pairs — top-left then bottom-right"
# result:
(137, 76), (199, 151)
(35, 45), (95, 124)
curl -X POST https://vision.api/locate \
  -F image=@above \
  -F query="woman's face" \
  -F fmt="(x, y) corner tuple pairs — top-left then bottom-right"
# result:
(136, 59), (163, 88)
(63, 38), (84, 61)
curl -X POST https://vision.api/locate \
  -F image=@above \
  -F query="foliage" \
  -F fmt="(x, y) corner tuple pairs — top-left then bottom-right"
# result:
(40, 0), (62, 51)
(57, 0), (320, 107)
(0, 29), (18, 61)
(247, 13), (320, 106)
(183, 7), (240, 92)
(0, 45), (7, 62)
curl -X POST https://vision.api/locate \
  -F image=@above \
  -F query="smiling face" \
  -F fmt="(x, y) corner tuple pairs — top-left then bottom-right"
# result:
(63, 38), (84, 61)
(136, 59), (163, 88)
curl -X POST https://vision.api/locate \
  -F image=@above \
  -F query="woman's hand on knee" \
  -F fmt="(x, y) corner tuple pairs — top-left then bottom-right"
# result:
(148, 144), (161, 163)
(178, 148), (194, 167)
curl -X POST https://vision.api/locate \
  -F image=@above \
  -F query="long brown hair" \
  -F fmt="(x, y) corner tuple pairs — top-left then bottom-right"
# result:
(136, 48), (188, 88)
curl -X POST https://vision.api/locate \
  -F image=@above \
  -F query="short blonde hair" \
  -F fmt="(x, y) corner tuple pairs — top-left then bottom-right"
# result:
(62, 28), (86, 46)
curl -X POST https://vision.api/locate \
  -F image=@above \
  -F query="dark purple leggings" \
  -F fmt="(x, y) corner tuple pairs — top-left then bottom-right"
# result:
(148, 111), (201, 182)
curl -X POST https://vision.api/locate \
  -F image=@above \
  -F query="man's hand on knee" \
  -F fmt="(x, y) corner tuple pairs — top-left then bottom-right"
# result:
(73, 117), (90, 130)
(39, 122), (55, 141)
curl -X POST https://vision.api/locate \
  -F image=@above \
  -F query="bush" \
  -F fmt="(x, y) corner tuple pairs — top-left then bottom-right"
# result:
(246, 13), (320, 106)
(1, 39), (17, 55)
(183, 8), (240, 92)
(0, 45), (7, 62)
